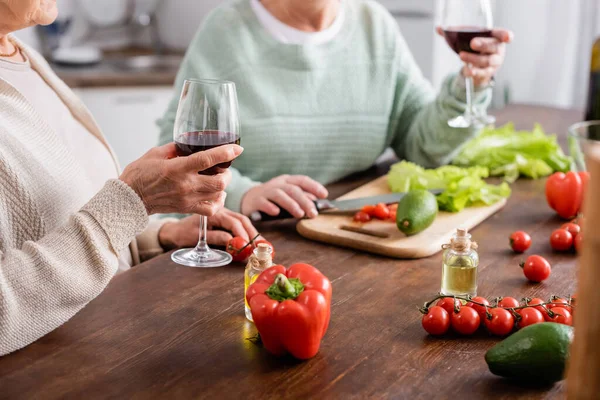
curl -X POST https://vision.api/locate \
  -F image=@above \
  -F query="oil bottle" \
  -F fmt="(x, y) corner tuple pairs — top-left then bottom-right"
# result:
(441, 228), (479, 297)
(244, 243), (273, 322)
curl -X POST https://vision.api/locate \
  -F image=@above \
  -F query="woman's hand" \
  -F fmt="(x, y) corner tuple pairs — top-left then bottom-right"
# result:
(158, 209), (259, 249)
(120, 143), (243, 216)
(241, 175), (328, 219)
(437, 27), (514, 87)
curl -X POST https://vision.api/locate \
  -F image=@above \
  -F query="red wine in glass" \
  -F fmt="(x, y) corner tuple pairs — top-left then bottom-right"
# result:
(443, 26), (493, 54)
(175, 130), (241, 174)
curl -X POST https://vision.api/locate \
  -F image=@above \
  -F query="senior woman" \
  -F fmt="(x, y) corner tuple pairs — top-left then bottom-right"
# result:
(159, 0), (513, 220)
(0, 0), (257, 356)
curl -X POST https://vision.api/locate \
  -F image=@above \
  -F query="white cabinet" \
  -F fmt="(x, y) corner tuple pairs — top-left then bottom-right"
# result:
(75, 86), (174, 167)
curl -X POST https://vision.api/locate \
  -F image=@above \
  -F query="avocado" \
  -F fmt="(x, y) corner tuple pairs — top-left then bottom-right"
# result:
(396, 190), (438, 236)
(485, 323), (574, 383)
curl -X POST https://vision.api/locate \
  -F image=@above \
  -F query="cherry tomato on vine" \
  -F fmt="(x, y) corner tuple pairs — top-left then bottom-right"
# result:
(509, 231), (532, 253)
(353, 211), (371, 223)
(498, 297), (520, 308)
(422, 306), (450, 335)
(227, 237), (253, 263)
(451, 307), (480, 335)
(517, 307), (545, 329)
(521, 255), (552, 283)
(526, 298), (551, 321)
(550, 229), (574, 252)
(548, 307), (573, 326)
(548, 297), (571, 312)
(372, 203), (390, 220)
(466, 296), (490, 320)
(484, 308), (515, 336)
(561, 222), (581, 238)
(436, 298), (461, 315)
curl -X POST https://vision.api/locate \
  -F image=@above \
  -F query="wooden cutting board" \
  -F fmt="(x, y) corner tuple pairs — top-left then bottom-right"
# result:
(296, 176), (506, 259)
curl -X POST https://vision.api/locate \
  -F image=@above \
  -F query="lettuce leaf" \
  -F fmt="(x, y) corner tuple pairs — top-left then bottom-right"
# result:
(452, 123), (572, 182)
(387, 161), (510, 212)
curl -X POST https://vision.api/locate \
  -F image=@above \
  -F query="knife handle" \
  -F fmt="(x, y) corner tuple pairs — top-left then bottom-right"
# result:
(250, 199), (331, 222)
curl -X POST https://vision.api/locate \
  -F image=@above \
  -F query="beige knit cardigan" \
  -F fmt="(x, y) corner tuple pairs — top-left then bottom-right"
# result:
(0, 37), (169, 356)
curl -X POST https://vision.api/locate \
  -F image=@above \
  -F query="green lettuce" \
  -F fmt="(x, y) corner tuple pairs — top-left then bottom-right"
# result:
(387, 161), (511, 212)
(453, 123), (572, 182)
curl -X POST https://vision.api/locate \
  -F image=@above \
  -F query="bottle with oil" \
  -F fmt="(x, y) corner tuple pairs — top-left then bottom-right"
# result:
(244, 243), (273, 321)
(441, 228), (479, 297)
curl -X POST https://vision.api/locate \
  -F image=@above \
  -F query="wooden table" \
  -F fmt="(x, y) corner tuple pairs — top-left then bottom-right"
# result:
(0, 105), (583, 399)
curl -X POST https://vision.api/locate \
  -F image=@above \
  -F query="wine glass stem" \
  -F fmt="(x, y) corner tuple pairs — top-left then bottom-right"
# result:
(465, 64), (475, 119)
(193, 216), (210, 256)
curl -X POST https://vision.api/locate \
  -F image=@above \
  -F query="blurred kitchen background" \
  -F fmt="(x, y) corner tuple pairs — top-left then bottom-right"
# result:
(12, 0), (600, 167)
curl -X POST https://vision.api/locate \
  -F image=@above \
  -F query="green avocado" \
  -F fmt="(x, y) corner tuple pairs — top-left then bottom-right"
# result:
(485, 322), (574, 383)
(396, 190), (438, 236)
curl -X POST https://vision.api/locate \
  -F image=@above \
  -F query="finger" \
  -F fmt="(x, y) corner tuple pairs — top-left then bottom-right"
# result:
(305, 192), (318, 201)
(472, 67), (497, 86)
(435, 26), (444, 37)
(192, 170), (231, 193)
(181, 144), (243, 173)
(492, 28), (514, 44)
(255, 197), (280, 217)
(230, 212), (260, 239)
(459, 52), (503, 69)
(149, 142), (178, 159)
(188, 191), (227, 216)
(206, 230), (233, 247)
(283, 184), (318, 218)
(269, 189), (304, 218)
(216, 212), (249, 241)
(470, 37), (501, 54)
(285, 175), (328, 198)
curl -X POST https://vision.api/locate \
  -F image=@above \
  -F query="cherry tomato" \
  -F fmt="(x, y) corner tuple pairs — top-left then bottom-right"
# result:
(550, 229), (574, 252)
(226, 237), (253, 263)
(436, 297), (461, 316)
(521, 255), (552, 283)
(526, 298), (551, 321)
(361, 205), (376, 216)
(353, 211), (371, 223)
(509, 231), (532, 253)
(484, 308), (515, 336)
(253, 239), (276, 260)
(466, 296), (490, 320)
(498, 297), (520, 308)
(451, 306), (480, 335)
(548, 297), (571, 312)
(572, 217), (584, 230)
(575, 233), (583, 253)
(517, 307), (545, 329)
(561, 222), (581, 238)
(372, 203), (390, 220)
(388, 204), (398, 212)
(422, 306), (450, 335)
(548, 307), (573, 326)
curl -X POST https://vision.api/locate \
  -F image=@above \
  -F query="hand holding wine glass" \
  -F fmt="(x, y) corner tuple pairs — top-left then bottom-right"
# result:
(440, 0), (513, 128)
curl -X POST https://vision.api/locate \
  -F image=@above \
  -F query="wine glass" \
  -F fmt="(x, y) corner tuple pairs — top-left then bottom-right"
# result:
(171, 79), (241, 268)
(441, 0), (495, 128)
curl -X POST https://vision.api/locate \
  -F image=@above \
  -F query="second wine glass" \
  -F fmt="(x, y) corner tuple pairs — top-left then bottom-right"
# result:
(441, 0), (495, 128)
(171, 79), (241, 268)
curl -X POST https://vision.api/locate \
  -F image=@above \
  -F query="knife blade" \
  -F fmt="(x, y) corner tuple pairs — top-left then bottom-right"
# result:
(250, 189), (444, 222)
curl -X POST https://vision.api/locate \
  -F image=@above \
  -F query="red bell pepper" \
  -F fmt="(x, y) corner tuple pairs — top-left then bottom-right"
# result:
(546, 171), (585, 219)
(246, 263), (332, 360)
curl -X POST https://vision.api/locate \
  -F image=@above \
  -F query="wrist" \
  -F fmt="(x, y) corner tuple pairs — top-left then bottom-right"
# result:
(158, 222), (179, 250)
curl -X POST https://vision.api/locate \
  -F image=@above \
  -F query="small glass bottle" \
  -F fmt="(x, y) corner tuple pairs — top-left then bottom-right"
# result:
(441, 228), (479, 297)
(244, 243), (273, 322)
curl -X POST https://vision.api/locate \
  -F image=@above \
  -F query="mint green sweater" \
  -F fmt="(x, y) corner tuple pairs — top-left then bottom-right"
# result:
(157, 0), (491, 212)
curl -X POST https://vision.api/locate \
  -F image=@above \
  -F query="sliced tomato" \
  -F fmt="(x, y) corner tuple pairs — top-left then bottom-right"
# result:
(354, 211), (371, 223)
(372, 203), (390, 220)
(361, 205), (376, 216)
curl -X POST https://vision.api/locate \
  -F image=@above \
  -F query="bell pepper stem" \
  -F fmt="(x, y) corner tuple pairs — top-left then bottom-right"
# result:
(275, 274), (296, 298)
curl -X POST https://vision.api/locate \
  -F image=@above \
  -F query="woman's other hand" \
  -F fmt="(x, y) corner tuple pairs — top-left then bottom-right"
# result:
(158, 209), (259, 250)
(437, 27), (514, 87)
(120, 143), (243, 216)
(241, 175), (328, 219)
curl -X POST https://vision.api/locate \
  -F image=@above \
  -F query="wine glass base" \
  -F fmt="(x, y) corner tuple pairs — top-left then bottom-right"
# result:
(171, 248), (233, 268)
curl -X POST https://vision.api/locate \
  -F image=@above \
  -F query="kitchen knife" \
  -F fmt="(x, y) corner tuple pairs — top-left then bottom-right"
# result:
(250, 189), (444, 222)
